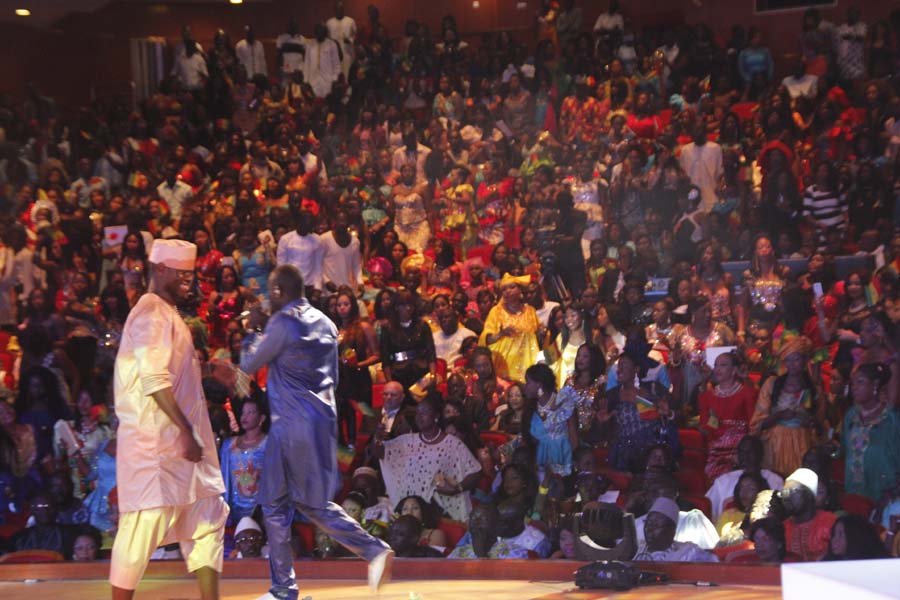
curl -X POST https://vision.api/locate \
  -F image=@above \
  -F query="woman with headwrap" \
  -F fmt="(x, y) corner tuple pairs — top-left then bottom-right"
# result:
(480, 274), (542, 382)
(751, 335), (822, 476)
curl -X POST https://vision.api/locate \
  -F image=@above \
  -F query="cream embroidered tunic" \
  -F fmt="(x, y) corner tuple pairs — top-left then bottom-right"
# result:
(114, 293), (224, 513)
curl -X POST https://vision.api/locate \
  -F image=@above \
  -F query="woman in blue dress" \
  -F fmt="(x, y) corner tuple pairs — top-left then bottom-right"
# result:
(601, 353), (679, 473)
(83, 436), (117, 535)
(524, 363), (577, 477)
(233, 221), (274, 303)
(219, 396), (269, 525)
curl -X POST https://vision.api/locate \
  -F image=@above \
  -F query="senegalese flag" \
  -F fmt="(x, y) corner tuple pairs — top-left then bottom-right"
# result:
(635, 394), (660, 421)
(337, 445), (356, 473)
(351, 400), (376, 418)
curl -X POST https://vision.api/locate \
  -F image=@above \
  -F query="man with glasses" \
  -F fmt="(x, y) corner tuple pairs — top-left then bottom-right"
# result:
(110, 239), (228, 600)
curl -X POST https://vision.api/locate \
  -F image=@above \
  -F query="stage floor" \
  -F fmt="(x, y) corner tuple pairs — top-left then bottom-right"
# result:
(0, 578), (782, 600)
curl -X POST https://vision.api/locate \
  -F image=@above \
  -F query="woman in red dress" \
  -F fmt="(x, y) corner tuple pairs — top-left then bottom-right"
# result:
(698, 351), (758, 479)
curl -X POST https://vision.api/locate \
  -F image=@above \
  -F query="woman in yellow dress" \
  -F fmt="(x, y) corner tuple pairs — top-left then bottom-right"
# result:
(750, 336), (822, 476)
(480, 274), (542, 382)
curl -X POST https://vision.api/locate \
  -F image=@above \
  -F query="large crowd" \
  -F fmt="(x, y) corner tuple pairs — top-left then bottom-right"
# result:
(0, 0), (899, 566)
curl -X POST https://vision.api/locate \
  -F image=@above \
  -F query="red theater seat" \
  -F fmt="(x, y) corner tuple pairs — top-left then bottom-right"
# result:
(678, 428), (706, 451)
(676, 469), (708, 495)
(839, 493), (875, 518)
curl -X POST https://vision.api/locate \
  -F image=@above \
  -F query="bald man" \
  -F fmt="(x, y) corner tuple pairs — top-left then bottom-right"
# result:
(240, 266), (392, 600)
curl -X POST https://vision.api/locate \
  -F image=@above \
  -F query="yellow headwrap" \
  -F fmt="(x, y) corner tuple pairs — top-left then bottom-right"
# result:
(500, 273), (531, 288)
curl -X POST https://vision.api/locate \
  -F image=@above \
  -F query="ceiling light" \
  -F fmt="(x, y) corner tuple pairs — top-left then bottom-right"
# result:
(229, 0), (243, 4)
(15, 8), (31, 16)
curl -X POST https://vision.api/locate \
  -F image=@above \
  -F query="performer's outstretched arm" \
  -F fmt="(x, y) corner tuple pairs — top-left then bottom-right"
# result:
(240, 313), (289, 374)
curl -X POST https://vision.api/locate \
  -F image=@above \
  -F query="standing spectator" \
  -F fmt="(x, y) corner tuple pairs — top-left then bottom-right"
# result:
(303, 23), (342, 99)
(235, 25), (268, 82)
(432, 306), (476, 366)
(156, 161), (193, 223)
(321, 210), (362, 294)
(326, 1), (357, 79)
(679, 123), (723, 213)
(802, 161), (848, 252)
(219, 397), (268, 525)
(276, 18), (306, 86)
(172, 38), (208, 92)
(834, 7), (867, 84)
(276, 208), (325, 293)
(737, 27), (774, 87)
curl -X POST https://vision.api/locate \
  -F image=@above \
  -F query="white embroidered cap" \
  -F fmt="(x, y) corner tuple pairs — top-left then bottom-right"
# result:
(148, 239), (197, 270)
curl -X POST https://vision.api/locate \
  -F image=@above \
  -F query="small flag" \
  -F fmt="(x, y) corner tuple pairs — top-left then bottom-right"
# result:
(351, 400), (376, 418)
(635, 395), (660, 421)
(336, 445), (356, 472)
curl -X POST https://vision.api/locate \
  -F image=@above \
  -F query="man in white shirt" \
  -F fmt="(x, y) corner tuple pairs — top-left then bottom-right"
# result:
(633, 498), (718, 562)
(432, 307), (476, 366)
(303, 23), (342, 99)
(706, 436), (783, 521)
(781, 60), (818, 100)
(391, 128), (431, 184)
(235, 25), (267, 81)
(320, 210), (362, 294)
(276, 18), (306, 86)
(110, 239), (227, 599)
(298, 136), (328, 183)
(679, 123), (723, 213)
(276, 208), (325, 292)
(326, 1), (357, 79)
(593, 0), (624, 36)
(172, 42), (208, 92)
(156, 161), (193, 222)
(527, 281), (559, 328)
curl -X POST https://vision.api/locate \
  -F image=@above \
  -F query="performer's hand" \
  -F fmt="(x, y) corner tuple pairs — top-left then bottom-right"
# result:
(180, 428), (203, 463)
(248, 305), (269, 330)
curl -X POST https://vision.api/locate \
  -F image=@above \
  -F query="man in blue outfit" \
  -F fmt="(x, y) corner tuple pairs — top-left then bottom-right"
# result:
(239, 265), (393, 600)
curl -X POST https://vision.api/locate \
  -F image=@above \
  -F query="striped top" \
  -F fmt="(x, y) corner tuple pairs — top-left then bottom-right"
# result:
(802, 185), (848, 248)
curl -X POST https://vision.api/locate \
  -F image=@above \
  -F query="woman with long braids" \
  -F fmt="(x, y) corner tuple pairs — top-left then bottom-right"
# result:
(335, 291), (380, 448)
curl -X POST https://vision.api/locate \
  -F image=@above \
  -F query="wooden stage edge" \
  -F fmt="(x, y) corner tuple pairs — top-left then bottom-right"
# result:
(0, 559), (781, 586)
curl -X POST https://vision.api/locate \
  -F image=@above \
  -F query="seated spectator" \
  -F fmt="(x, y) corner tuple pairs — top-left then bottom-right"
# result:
(231, 516), (268, 559)
(706, 436), (784, 522)
(716, 471), (769, 538)
(823, 514), (890, 561)
(47, 471), (89, 526)
(634, 497), (718, 562)
(11, 492), (74, 554)
(369, 381), (415, 440)
(749, 517), (787, 563)
(69, 525), (102, 561)
(387, 515), (444, 558)
(449, 504), (523, 559)
(780, 468), (837, 561)
(394, 495), (447, 549)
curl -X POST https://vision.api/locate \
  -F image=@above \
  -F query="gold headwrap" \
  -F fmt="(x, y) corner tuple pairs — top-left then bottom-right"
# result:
(400, 254), (433, 278)
(777, 335), (813, 362)
(500, 273), (531, 288)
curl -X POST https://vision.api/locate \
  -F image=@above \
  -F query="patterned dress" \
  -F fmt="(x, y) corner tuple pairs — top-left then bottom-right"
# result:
(392, 188), (431, 253)
(219, 435), (268, 525)
(530, 390), (576, 476)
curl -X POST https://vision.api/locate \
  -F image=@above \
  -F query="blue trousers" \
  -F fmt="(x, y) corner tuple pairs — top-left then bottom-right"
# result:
(262, 495), (389, 600)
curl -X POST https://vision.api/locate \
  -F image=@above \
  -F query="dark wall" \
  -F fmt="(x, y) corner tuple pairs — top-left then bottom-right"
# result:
(0, 0), (895, 108)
